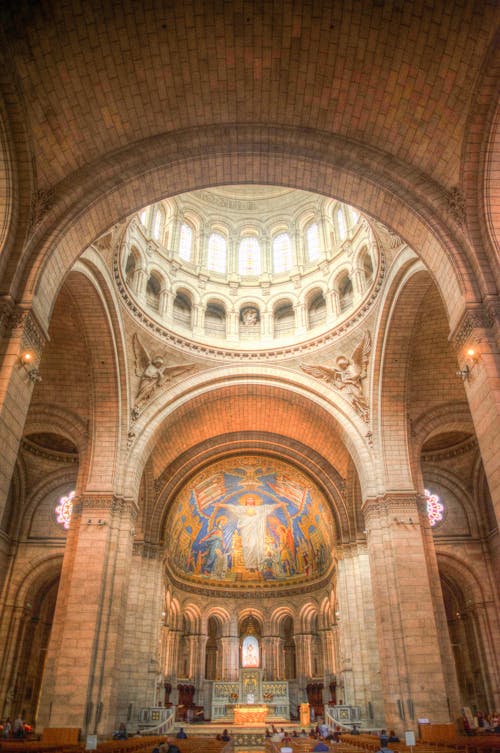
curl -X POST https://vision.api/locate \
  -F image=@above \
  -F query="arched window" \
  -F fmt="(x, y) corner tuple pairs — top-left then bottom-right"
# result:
(146, 274), (161, 310)
(362, 250), (374, 285)
(338, 273), (353, 311)
(207, 233), (227, 273)
(273, 232), (292, 273)
(125, 251), (137, 286)
(152, 208), (163, 241)
(139, 208), (148, 227)
(306, 222), (320, 262)
(238, 237), (261, 276)
(204, 302), (226, 338)
(274, 301), (295, 337)
(179, 223), (193, 262)
(173, 291), (192, 328)
(308, 292), (327, 328)
(350, 207), (360, 224)
(337, 207), (347, 241)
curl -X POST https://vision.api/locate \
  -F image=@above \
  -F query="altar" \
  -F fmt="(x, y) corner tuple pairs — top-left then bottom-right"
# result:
(233, 704), (268, 725)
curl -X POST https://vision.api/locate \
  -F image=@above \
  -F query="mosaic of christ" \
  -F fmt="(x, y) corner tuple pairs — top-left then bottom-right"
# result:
(168, 457), (334, 584)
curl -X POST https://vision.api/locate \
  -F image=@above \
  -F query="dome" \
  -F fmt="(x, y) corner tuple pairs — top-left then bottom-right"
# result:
(164, 455), (336, 595)
(117, 186), (381, 356)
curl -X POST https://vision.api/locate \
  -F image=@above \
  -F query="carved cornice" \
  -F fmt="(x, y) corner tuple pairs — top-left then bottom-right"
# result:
(421, 436), (477, 463)
(0, 301), (48, 358)
(113, 249), (386, 362)
(450, 306), (495, 351)
(21, 437), (78, 464)
(362, 493), (423, 523)
(132, 541), (162, 559)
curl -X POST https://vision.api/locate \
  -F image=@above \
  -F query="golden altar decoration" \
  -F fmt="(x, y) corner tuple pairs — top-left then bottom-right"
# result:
(233, 703), (268, 724)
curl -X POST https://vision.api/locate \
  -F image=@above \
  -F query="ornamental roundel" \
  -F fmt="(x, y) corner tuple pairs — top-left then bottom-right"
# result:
(165, 456), (335, 589)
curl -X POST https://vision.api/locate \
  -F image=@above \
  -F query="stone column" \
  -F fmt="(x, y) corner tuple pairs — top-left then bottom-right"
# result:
(37, 494), (138, 737)
(262, 635), (279, 680)
(134, 268), (148, 298)
(220, 635), (239, 681)
(326, 290), (341, 317)
(0, 303), (47, 588)
(295, 632), (313, 681)
(363, 493), (460, 732)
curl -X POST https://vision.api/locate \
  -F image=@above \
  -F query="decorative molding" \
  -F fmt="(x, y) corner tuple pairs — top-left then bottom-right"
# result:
(362, 493), (421, 523)
(28, 187), (56, 238)
(0, 305), (48, 359)
(447, 186), (466, 228)
(20, 437), (78, 464)
(421, 436), (477, 463)
(73, 495), (138, 519)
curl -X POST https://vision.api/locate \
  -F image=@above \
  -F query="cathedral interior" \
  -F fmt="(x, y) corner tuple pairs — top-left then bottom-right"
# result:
(0, 0), (498, 741)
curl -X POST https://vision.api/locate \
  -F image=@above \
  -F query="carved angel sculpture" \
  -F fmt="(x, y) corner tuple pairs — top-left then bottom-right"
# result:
(301, 331), (371, 421)
(133, 333), (195, 408)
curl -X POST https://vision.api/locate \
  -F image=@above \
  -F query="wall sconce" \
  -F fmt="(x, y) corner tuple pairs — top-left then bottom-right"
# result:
(457, 347), (479, 381)
(20, 351), (42, 383)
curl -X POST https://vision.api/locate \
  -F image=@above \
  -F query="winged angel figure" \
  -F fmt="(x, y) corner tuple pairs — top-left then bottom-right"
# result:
(132, 333), (196, 411)
(301, 331), (371, 421)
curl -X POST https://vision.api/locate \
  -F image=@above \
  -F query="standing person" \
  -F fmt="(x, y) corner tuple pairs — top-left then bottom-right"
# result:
(2, 718), (12, 738)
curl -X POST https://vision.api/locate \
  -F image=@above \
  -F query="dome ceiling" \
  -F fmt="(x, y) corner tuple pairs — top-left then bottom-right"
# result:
(164, 455), (336, 595)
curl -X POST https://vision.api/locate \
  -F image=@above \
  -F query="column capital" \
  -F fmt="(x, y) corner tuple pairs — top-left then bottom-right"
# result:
(73, 494), (138, 520)
(0, 298), (49, 359)
(362, 492), (426, 527)
(450, 302), (498, 351)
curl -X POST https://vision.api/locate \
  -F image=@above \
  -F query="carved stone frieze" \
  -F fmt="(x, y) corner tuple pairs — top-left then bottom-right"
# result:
(20, 437), (78, 464)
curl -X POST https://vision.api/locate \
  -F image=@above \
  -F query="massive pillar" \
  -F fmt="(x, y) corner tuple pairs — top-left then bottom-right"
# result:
(37, 493), (137, 737)
(363, 493), (460, 732)
(336, 543), (383, 723)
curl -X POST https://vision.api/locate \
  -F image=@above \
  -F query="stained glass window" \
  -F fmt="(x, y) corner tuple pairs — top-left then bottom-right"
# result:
(238, 237), (261, 276)
(55, 490), (75, 530)
(425, 489), (444, 527)
(273, 232), (292, 273)
(208, 233), (227, 273)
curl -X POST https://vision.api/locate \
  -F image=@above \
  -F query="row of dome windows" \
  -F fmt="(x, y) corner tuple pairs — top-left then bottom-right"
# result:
(138, 203), (360, 276)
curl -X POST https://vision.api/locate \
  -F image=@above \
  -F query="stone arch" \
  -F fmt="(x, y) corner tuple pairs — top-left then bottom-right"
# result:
(126, 368), (375, 504)
(21, 464), (77, 539)
(14, 126), (483, 335)
(298, 600), (320, 633)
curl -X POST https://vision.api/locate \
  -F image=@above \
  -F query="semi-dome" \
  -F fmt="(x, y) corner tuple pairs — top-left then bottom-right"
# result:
(164, 455), (336, 595)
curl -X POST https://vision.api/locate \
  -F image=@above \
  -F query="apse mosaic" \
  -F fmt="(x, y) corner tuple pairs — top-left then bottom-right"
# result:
(167, 456), (334, 586)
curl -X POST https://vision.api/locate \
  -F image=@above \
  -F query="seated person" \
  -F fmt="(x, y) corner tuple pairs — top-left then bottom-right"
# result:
(379, 729), (390, 747)
(388, 730), (400, 742)
(220, 728), (230, 741)
(313, 742), (329, 752)
(159, 739), (181, 753)
(350, 725), (360, 735)
(176, 727), (187, 738)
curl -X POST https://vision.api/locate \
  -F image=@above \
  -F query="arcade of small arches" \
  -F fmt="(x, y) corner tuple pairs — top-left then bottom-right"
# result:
(120, 188), (377, 348)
